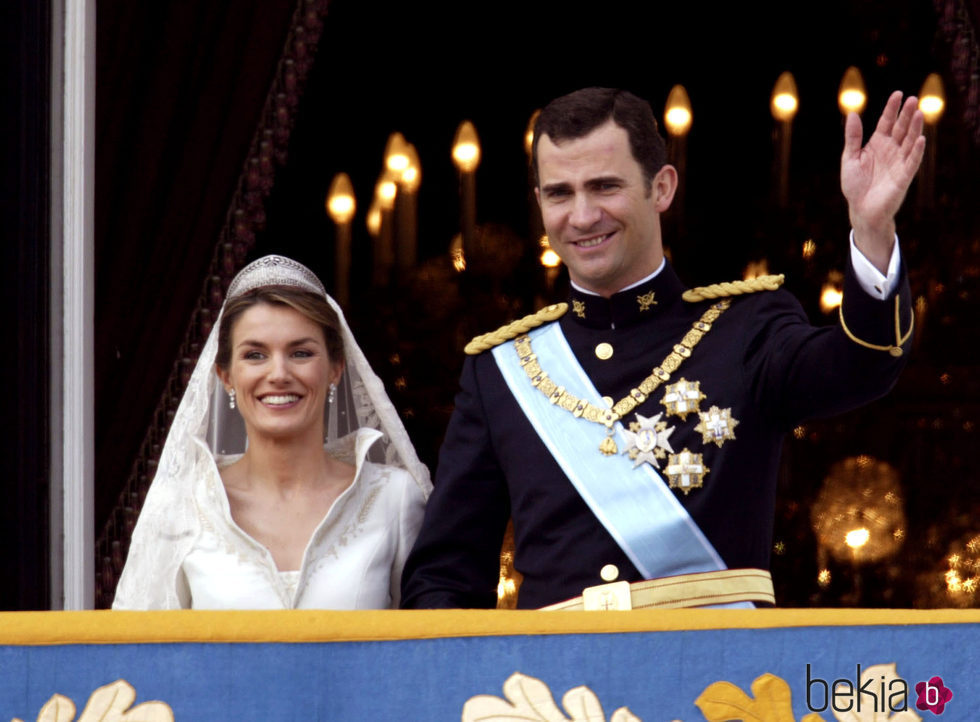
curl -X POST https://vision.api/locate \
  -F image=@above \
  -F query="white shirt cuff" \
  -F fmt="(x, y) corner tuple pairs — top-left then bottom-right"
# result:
(849, 230), (900, 300)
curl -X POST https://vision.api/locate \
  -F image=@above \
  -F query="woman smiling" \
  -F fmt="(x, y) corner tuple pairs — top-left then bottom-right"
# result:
(113, 256), (430, 609)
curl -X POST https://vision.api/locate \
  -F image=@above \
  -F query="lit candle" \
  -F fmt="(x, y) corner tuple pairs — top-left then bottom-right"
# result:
(452, 120), (481, 261)
(664, 85), (692, 138)
(917, 73), (944, 210)
(325, 172), (355, 307)
(538, 235), (561, 294)
(523, 110), (539, 158)
(770, 71), (799, 208)
(819, 270), (844, 314)
(524, 109), (544, 244)
(395, 142), (421, 271)
(664, 85), (692, 233)
(371, 172), (397, 288)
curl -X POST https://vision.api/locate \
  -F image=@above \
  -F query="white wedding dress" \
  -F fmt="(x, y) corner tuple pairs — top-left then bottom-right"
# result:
(182, 428), (424, 609)
(113, 255), (431, 610)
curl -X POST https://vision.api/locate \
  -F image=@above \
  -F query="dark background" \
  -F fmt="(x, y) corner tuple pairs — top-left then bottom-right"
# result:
(87, 0), (980, 608)
(1, 0), (51, 609)
(3, 0), (978, 608)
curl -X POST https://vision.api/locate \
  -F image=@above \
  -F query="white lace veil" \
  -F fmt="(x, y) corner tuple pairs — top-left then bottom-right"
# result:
(113, 255), (431, 609)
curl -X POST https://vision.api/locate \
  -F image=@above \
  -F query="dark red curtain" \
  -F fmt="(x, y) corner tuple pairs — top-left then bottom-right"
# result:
(95, 0), (297, 530)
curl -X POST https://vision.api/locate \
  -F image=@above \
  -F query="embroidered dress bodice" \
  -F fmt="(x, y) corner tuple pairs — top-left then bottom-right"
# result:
(181, 427), (424, 609)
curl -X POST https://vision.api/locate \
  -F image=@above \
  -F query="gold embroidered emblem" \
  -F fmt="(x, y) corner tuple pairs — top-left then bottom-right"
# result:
(572, 299), (586, 318)
(666, 449), (709, 494)
(595, 342), (613, 360)
(695, 405), (739, 447)
(661, 378), (705, 420)
(637, 290), (657, 311)
(620, 412), (675, 469)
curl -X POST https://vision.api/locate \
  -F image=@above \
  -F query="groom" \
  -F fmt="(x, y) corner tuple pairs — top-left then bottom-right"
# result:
(402, 87), (923, 610)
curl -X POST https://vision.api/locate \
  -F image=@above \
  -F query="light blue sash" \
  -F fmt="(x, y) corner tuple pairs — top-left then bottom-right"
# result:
(493, 322), (728, 581)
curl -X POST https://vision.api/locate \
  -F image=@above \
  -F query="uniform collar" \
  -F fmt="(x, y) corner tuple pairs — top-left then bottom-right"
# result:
(566, 262), (687, 329)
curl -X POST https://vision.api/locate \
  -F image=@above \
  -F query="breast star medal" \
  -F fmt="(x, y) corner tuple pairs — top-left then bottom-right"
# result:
(695, 405), (739, 447)
(665, 449), (709, 494)
(661, 378), (705, 420)
(620, 412), (675, 469)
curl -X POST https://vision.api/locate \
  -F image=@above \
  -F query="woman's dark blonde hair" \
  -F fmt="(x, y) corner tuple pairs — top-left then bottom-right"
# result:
(215, 286), (345, 370)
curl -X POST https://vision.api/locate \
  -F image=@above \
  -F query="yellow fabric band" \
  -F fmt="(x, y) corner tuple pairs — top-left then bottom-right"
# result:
(541, 568), (775, 611)
(4, 608), (980, 646)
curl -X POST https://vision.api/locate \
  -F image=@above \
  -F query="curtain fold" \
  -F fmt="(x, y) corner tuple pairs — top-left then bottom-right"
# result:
(95, 0), (298, 532)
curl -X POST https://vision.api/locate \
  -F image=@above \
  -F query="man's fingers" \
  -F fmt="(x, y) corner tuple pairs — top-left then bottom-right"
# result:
(900, 106), (925, 155)
(905, 134), (927, 177)
(842, 111), (864, 160)
(891, 95), (920, 143)
(874, 90), (904, 137)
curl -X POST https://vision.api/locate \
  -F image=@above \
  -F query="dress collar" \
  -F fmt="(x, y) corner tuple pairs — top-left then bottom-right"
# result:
(566, 262), (687, 329)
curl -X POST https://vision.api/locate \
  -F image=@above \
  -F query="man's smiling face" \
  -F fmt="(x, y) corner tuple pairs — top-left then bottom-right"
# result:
(535, 119), (676, 297)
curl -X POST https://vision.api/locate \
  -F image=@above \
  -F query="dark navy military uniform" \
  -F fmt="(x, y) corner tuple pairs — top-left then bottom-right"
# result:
(401, 260), (911, 609)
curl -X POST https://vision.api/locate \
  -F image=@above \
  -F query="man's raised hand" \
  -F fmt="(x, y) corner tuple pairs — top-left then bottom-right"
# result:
(841, 90), (926, 273)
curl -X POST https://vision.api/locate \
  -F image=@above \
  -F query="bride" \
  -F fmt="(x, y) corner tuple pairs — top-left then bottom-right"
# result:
(113, 255), (431, 609)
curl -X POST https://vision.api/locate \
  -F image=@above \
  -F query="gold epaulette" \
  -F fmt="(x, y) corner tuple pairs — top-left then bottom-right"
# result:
(464, 303), (568, 355)
(682, 274), (785, 302)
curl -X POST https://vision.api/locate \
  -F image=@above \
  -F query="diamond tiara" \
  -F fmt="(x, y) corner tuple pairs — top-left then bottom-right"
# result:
(226, 255), (327, 300)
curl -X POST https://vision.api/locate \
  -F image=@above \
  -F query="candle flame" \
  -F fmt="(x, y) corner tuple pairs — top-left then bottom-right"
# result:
(770, 72), (799, 121)
(820, 271), (844, 313)
(664, 85), (692, 136)
(525, 110), (541, 157)
(838, 67), (867, 115)
(540, 249), (561, 268)
(773, 94), (798, 114)
(845, 527), (870, 549)
(326, 173), (356, 224)
(453, 120), (481, 172)
(820, 285), (843, 313)
(384, 132), (410, 173)
(375, 178), (397, 210)
(919, 74), (945, 124)
(366, 204), (381, 237)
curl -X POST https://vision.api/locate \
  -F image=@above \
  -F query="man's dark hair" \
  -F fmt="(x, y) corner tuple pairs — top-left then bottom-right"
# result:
(531, 87), (667, 190)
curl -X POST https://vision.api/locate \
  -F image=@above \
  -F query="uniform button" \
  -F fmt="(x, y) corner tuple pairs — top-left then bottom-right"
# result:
(595, 342), (614, 360)
(600, 564), (619, 582)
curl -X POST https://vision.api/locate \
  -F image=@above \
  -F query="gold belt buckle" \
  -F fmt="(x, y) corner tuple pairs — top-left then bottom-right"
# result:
(582, 580), (632, 610)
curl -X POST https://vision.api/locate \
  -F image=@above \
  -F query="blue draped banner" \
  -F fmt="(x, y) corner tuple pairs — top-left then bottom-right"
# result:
(2, 609), (978, 720)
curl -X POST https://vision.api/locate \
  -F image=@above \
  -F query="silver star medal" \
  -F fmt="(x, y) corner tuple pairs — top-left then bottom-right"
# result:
(620, 412), (675, 469)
